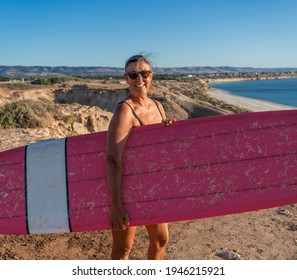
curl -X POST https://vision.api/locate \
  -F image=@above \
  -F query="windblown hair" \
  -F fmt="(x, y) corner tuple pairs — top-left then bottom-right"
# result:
(124, 54), (153, 72)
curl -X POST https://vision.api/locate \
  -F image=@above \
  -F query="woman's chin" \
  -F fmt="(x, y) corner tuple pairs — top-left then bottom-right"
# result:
(132, 87), (148, 96)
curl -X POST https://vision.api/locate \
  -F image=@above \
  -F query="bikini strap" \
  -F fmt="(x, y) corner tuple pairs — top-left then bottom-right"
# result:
(118, 101), (143, 126)
(151, 98), (165, 121)
(117, 98), (164, 126)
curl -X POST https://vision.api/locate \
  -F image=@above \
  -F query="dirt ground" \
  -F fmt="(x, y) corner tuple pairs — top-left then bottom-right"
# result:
(0, 205), (296, 260)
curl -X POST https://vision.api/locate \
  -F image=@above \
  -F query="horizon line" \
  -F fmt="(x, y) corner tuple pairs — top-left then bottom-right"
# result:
(1, 65), (297, 69)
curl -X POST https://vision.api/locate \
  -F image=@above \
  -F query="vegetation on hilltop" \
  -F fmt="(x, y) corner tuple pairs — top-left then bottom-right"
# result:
(2, 71), (297, 86)
(31, 76), (85, 85)
(0, 76), (9, 82)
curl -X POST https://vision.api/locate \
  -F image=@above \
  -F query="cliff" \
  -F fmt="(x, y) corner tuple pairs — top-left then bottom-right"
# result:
(0, 78), (296, 261)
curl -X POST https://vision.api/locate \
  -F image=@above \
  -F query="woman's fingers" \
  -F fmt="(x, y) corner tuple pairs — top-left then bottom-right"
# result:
(162, 118), (176, 126)
(111, 207), (130, 231)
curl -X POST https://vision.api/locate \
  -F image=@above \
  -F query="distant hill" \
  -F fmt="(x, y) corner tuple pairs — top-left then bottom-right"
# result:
(1, 65), (297, 78)
(0, 66), (124, 78)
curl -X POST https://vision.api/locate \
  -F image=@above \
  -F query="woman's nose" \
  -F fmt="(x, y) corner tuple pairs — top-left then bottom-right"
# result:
(135, 73), (143, 81)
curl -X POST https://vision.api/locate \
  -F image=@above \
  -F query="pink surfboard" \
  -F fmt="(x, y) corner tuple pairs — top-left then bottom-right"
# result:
(1, 110), (297, 234)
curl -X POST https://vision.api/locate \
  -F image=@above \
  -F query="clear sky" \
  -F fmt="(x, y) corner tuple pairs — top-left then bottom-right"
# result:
(1, 0), (297, 68)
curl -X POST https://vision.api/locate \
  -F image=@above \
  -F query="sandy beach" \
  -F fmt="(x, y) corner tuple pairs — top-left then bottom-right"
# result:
(208, 88), (296, 112)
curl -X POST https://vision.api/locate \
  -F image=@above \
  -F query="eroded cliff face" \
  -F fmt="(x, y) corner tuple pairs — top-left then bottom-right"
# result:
(0, 78), (244, 152)
(54, 84), (130, 112)
(53, 79), (231, 119)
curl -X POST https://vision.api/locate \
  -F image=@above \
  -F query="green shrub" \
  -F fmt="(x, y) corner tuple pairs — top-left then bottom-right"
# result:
(0, 101), (44, 128)
(63, 112), (80, 125)
(31, 76), (84, 85)
(31, 78), (52, 85)
(0, 76), (9, 82)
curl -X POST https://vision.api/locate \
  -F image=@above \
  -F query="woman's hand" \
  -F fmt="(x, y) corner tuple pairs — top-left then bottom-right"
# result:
(162, 118), (176, 126)
(110, 204), (130, 231)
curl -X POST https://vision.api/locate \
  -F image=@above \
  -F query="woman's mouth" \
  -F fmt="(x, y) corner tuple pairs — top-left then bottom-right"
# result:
(135, 84), (145, 88)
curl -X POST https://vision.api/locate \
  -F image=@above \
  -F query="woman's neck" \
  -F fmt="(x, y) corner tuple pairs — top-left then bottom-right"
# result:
(129, 94), (150, 107)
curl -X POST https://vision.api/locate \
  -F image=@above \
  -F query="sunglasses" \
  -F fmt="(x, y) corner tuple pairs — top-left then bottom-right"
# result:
(126, 70), (152, 80)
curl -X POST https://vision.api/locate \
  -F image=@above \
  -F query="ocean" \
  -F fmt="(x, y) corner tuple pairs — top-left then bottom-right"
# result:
(210, 78), (297, 107)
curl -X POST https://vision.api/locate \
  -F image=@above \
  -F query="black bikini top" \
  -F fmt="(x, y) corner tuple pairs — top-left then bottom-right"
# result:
(118, 98), (164, 126)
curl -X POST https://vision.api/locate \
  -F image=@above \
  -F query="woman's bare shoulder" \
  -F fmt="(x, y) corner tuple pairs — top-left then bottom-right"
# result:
(108, 101), (134, 133)
(111, 101), (132, 120)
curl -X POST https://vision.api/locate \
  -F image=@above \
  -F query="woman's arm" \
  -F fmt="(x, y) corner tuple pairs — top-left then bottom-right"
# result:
(106, 104), (133, 230)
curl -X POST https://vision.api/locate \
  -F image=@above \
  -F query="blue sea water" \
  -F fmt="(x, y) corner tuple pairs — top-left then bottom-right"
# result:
(210, 78), (297, 107)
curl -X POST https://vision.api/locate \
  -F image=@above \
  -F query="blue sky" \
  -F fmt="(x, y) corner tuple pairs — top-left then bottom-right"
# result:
(1, 0), (297, 68)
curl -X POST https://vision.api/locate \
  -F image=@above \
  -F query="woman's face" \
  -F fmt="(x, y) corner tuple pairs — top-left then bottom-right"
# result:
(125, 60), (153, 97)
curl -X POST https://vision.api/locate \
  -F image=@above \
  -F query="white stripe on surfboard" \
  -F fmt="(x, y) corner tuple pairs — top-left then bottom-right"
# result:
(26, 138), (70, 234)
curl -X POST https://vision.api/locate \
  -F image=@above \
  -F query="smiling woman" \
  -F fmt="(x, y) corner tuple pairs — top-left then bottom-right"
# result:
(105, 54), (174, 260)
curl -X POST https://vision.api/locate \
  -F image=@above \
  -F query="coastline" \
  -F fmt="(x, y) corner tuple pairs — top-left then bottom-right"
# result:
(207, 88), (296, 112)
(204, 74), (297, 84)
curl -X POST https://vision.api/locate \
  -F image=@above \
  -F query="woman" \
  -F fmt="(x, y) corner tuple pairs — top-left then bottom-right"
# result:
(106, 55), (172, 260)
